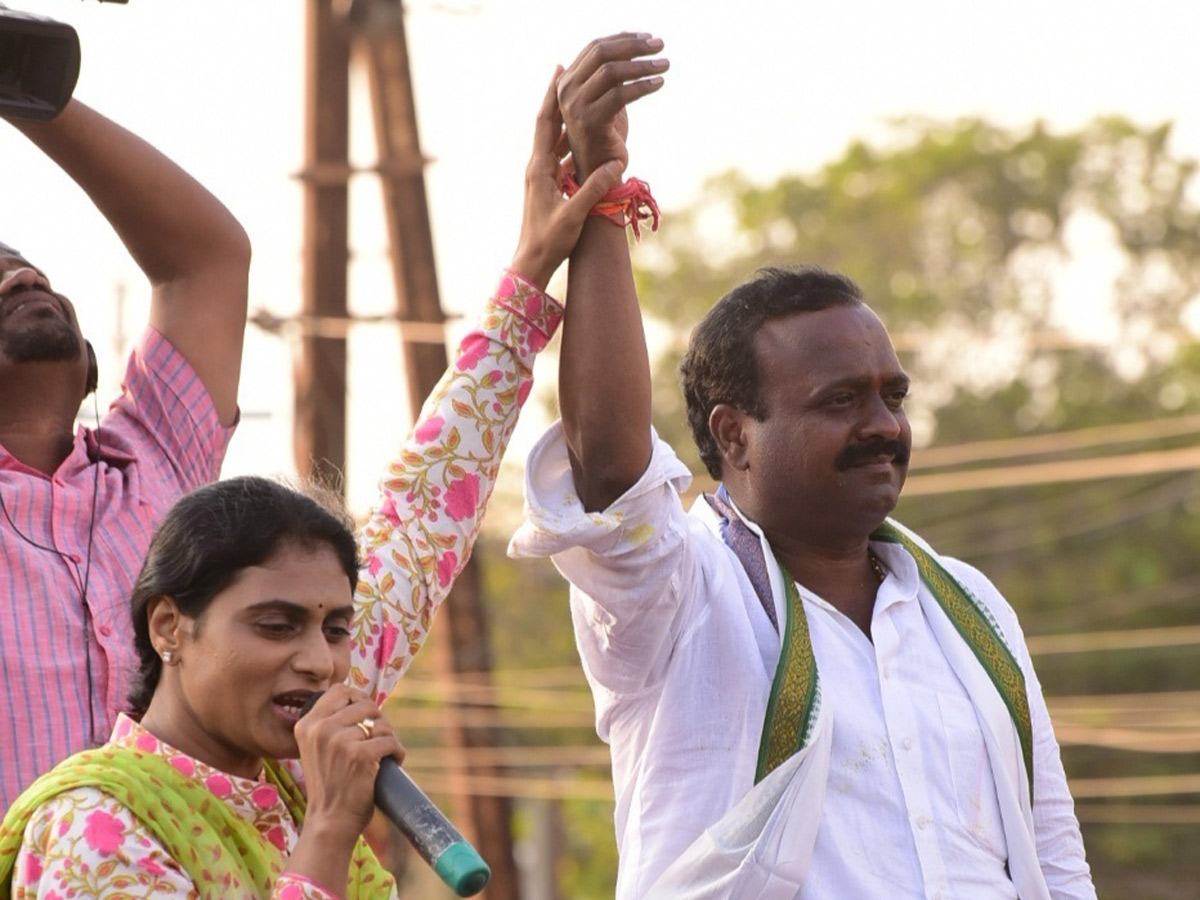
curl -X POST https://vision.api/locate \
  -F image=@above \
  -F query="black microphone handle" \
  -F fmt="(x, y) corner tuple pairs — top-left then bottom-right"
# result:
(374, 758), (481, 873)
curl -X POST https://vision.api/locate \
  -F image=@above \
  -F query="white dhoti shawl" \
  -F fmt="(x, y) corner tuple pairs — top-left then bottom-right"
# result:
(648, 521), (1051, 900)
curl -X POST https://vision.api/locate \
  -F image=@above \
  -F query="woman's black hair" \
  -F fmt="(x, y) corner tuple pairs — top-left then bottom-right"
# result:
(680, 266), (865, 480)
(127, 476), (360, 717)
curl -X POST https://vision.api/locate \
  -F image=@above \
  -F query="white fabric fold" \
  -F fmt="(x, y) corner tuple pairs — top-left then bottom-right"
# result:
(647, 702), (832, 899)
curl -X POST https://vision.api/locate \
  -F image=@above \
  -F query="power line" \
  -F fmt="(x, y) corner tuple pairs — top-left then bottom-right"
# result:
(1068, 772), (1200, 799)
(904, 443), (1200, 496)
(405, 745), (611, 769)
(1070, 573), (1200, 631)
(404, 667), (590, 687)
(1049, 690), (1200, 715)
(380, 705), (597, 729)
(913, 413), (1200, 469)
(1055, 725), (1200, 754)
(1074, 803), (1200, 825)
(397, 681), (594, 711)
(402, 771), (614, 802)
(1029, 625), (1200, 655)
(938, 472), (1198, 558)
(1050, 690), (1200, 753)
(889, 327), (1200, 356)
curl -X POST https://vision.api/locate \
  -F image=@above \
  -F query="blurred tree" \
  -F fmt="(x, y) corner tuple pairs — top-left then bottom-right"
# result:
(638, 116), (1200, 462)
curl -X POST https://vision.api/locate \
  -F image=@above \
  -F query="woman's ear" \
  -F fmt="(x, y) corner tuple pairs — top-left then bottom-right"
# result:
(710, 404), (751, 473)
(147, 595), (183, 661)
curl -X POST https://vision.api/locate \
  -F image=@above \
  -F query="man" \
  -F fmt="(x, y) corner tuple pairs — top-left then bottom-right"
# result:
(0, 98), (249, 810)
(510, 34), (1096, 900)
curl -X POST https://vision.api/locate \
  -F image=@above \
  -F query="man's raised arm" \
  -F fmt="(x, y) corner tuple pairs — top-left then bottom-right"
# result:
(13, 99), (249, 424)
(557, 34), (667, 512)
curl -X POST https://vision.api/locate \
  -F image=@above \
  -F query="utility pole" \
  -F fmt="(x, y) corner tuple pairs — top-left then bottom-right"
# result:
(299, 2), (520, 897)
(296, 0), (351, 485)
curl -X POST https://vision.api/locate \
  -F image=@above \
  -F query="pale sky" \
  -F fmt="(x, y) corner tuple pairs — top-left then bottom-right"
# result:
(5, 0), (1198, 512)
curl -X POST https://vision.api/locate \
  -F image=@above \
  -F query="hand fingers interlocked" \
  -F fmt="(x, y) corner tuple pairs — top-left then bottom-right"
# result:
(510, 33), (667, 287)
(557, 33), (668, 181)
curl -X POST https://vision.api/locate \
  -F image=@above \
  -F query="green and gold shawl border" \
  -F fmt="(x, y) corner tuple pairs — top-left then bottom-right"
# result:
(755, 552), (820, 783)
(872, 520), (1034, 801)
(755, 518), (1034, 803)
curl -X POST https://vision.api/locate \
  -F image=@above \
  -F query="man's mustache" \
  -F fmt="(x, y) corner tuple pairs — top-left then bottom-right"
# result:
(835, 437), (911, 470)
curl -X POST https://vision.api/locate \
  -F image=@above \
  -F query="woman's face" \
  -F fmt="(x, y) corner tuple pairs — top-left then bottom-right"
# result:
(149, 540), (355, 778)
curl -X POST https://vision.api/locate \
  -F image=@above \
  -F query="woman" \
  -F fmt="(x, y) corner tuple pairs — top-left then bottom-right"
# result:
(0, 42), (668, 900)
(4, 477), (405, 899)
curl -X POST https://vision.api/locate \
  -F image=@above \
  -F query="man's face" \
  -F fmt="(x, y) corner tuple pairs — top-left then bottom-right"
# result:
(736, 304), (912, 546)
(0, 250), (85, 369)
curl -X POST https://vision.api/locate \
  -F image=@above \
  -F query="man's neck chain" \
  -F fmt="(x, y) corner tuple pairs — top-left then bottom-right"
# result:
(868, 550), (887, 583)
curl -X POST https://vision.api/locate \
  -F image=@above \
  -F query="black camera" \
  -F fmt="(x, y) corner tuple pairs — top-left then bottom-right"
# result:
(0, 8), (80, 120)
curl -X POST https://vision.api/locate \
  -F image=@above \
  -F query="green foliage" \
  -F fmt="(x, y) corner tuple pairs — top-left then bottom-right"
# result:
(639, 117), (1200, 455)
(557, 799), (621, 898)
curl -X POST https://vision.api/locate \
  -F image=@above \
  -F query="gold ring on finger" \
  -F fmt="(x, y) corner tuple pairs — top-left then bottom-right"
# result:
(356, 718), (376, 739)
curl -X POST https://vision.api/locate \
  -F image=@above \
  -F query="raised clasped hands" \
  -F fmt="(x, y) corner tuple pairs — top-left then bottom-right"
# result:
(558, 33), (668, 182)
(510, 33), (668, 289)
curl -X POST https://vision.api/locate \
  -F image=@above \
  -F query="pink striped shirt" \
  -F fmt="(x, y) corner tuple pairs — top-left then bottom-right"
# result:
(0, 327), (235, 810)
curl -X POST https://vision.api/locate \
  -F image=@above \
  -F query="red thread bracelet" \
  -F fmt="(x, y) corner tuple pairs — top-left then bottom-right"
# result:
(561, 169), (662, 240)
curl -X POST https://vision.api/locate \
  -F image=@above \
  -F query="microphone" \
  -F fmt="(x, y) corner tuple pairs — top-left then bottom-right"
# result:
(298, 692), (491, 897)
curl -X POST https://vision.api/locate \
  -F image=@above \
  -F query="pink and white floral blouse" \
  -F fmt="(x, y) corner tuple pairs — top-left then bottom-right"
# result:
(15, 715), (333, 900)
(9, 272), (562, 900)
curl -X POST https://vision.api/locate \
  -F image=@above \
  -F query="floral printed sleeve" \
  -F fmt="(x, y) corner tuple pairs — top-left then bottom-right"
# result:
(349, 271), (563, 703)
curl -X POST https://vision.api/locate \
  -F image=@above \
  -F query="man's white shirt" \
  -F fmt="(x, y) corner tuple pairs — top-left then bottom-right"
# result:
(510, 425), (1095, 900)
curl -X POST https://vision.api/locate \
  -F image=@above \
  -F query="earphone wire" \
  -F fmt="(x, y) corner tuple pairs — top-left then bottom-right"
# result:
(81, 390), (101, 745)
(0, 388), (103, 746)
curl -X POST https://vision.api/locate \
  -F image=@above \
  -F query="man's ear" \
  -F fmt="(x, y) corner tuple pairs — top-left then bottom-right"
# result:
(710, 404), (751, 473)
(146, 595), (184, 657)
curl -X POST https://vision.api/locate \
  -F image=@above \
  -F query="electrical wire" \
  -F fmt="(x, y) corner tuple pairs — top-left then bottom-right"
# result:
(1028, 626), (1200, 655)
(904, 443), (1200, 496)
(912, 412), (1200, 470)
(1074, 803), (1200, 825)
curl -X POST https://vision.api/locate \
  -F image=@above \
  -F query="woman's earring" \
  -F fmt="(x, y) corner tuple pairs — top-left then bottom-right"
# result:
(161, 650), (174, 664)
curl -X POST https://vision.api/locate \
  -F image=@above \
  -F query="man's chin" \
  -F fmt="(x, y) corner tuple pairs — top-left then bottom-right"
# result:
(0, 325), (83, 365)
(865, 482), (903, 520)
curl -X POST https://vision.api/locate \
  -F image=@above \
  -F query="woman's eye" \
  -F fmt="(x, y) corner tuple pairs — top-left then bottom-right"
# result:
(256, 621), (296, 636)
(324, 623), (352, 641)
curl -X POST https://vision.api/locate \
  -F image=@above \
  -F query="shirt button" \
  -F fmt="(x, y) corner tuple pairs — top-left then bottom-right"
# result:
(918, 816), (931, 830)
(902, 736), (913, 750)
(97, 625), (113, 637)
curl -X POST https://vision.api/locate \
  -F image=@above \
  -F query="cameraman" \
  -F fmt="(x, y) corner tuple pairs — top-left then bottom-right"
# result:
(0, 93), (249, 810)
